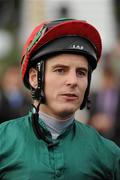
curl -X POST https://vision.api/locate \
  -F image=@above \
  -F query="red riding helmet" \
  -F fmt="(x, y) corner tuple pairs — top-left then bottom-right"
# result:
(21, 18), (102, 89)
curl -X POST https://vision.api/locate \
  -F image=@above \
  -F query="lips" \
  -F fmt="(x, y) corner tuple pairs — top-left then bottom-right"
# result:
(62, 93), (78, 97)
(61, 93), (78, 100)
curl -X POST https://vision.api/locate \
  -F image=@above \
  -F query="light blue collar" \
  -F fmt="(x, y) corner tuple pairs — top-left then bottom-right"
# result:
(39, 111), (74, 139)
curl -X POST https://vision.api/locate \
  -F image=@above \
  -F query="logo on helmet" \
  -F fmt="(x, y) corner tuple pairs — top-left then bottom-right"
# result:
(72, 44), (84, 50)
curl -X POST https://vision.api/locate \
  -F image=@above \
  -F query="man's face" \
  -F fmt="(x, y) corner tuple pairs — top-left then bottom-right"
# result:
(40, 53), (88, 119)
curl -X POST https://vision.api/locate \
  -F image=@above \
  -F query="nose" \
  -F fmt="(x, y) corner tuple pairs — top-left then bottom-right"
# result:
(65, 71), (78, 87)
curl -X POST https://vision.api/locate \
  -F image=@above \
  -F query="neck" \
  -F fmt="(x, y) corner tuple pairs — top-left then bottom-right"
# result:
(39, 110), (74, 139)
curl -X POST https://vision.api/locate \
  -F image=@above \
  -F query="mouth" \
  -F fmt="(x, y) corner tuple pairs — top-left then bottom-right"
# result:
(61, 93), (78, 100)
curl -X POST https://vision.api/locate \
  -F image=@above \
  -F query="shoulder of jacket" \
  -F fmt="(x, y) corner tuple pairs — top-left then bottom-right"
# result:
(75, 120), (120, 152)
(0, 113), (30, 132)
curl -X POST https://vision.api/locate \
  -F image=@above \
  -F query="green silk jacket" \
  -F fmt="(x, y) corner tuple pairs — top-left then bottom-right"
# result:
(0, 112), (120, 180)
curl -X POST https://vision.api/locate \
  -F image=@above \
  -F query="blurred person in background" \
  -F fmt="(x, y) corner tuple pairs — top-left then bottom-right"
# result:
(104, 41), (120, 146)
(0, 65), (31, 123)
(88, 54), (120, 146)
(0, 18), (120, 179)
(107, 39), (120, 78)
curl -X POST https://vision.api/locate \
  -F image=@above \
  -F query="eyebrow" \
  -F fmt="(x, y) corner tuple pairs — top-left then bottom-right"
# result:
(51, 64), (69, 69)
(51, 64), (88, 72)
(77, 67), (88, 73)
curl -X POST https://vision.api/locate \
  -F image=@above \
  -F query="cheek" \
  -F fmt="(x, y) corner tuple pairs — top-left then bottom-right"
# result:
(44, 76), (58, 98)
(85, 79), (88, 90)
(79, 79), (88, 92)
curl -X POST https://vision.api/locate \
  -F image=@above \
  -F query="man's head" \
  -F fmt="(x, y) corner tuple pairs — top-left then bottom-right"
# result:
(21, 18), (102, 114)
(29, 53), (88, 119)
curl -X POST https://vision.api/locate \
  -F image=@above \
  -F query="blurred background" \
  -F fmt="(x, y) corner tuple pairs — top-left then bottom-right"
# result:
(1, 0), (120, 146)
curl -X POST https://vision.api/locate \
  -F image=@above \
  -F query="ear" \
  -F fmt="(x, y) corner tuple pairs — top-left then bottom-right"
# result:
(29, 68), (38, 89)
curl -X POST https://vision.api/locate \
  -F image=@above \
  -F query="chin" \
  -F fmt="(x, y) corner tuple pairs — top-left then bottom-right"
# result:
(58, 106), (79, 117)
(61, 103), (79, 112)
(57, 111), (74, 119)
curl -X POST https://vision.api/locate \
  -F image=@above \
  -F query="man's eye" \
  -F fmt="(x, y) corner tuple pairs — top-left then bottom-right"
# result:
(77, 71), (87, 77)
(55, 68), (65, 74)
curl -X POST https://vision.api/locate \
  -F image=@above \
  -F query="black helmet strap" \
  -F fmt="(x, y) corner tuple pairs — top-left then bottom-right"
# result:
(80, 64), (92, 110)
(31, 60), (45, 103)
